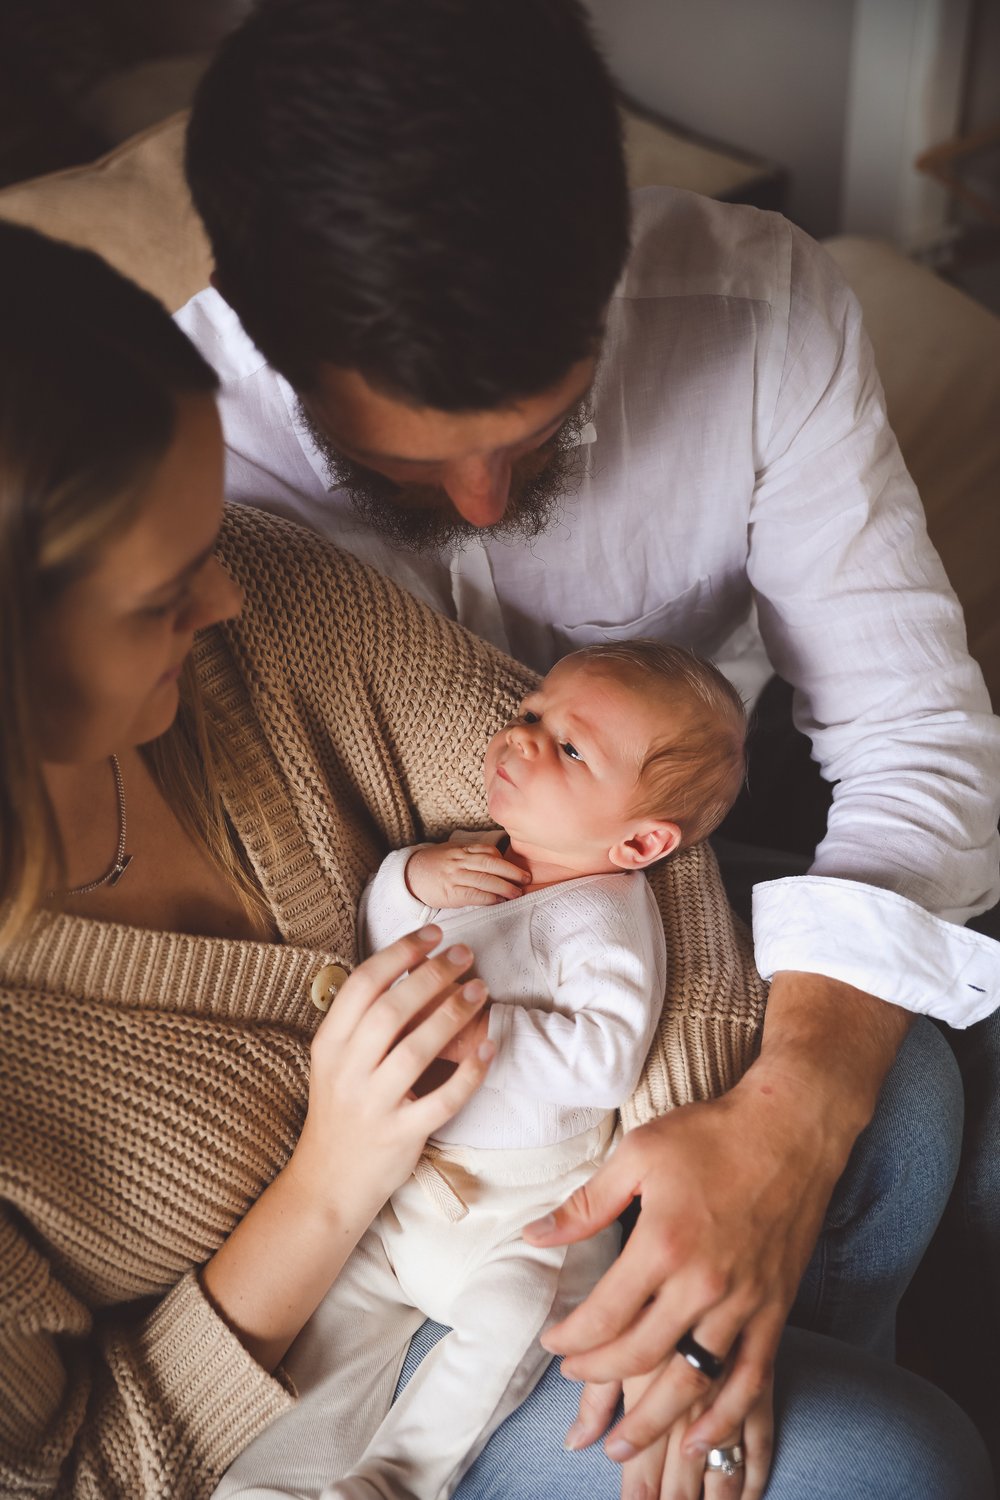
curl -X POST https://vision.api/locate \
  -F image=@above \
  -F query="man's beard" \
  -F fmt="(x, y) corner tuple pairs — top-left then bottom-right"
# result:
(298, 398), (593, 553)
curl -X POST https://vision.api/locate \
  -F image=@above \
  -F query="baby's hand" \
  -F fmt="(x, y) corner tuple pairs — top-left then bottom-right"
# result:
(406, 841), (529, 908)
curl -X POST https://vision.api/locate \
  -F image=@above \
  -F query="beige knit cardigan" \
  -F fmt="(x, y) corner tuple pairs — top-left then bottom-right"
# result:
(0, 505), (766, 1498)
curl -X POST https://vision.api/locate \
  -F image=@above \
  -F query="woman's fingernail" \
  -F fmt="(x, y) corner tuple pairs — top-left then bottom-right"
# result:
(462, 979), (487, 1003)
(477, 1041), (496, 1062)
(417, 925), (440, 943)
(605, 1437), (637, 1463)
(563, 1421), (587, 1451)
(446, 944), (472, 965)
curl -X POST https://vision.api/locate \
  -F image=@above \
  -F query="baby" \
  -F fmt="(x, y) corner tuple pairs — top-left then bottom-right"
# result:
(233, 641), (745, 1500)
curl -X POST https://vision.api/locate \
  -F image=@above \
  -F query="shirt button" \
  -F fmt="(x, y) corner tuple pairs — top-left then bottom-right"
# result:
(310, 963), (350, 1013)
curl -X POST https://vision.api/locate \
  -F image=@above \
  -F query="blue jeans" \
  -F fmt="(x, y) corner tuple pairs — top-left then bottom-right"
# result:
(429, 1326), (991, 1499)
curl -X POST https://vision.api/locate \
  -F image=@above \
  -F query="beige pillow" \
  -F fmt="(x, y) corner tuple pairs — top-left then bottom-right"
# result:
(0, 112), (209, 313)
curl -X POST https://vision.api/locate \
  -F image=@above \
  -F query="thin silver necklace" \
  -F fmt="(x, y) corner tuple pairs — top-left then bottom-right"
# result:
(56, 753), (134, 898)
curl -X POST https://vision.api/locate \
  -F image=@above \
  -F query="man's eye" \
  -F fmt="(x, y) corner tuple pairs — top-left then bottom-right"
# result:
(560, 742), (582, 762)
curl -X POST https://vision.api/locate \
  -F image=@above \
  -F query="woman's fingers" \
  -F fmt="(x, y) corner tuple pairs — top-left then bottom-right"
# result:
(406, 1032), (496, 1136)
(316, 925), (442, 1040)
(618, 1431), (670, 1500)
(564, 1380), (622, 1452)
(738, 1379), (774, 1500)
(702, 1429), (748, 1500)
(379, 975), (490, 1100)
(334, 941), (477, 1075)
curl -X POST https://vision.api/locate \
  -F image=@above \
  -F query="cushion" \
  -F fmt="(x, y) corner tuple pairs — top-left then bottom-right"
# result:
(0, 112), (209, 312)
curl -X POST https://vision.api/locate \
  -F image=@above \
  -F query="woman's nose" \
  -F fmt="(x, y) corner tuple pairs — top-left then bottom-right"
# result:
(179, 557), (243, 633)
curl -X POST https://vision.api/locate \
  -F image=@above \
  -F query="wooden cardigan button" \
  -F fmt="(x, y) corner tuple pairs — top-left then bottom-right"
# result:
(310, 963), (349, 1012)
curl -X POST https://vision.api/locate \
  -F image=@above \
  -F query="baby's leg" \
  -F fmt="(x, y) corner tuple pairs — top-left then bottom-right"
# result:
(211, 1224), (424, 1499)
(321, 1173), (618, 1500)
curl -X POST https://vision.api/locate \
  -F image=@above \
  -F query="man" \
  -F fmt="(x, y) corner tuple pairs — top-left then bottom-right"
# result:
(179, 0), (1000, 1484)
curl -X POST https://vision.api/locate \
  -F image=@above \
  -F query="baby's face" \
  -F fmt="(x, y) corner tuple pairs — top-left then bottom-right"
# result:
(484, 658), (667, 865)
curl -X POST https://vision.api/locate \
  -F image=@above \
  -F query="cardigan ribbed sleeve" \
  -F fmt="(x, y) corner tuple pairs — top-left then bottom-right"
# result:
(0, 1218), (290, 1498)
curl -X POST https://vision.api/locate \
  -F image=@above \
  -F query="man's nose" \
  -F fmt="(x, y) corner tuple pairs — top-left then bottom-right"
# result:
(441, 452), (513, 528)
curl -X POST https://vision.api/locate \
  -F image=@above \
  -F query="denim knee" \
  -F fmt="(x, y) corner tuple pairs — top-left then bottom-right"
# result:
(773, 1327), (994, 1500)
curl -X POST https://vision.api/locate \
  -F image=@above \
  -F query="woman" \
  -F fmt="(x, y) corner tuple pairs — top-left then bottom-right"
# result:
(0, 220), (990, 1500)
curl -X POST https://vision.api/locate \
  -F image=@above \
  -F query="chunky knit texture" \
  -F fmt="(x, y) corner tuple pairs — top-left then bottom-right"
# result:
(0, 505), (766, 1497)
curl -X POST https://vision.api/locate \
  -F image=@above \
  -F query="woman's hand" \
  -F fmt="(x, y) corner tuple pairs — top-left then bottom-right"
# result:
(617, 1372), (772, 1500)
(406, 842), (528, 907)
(562, 1373), (773, 1500)
(200, 925), (494, 1372)
(287, 925), (494, 1224)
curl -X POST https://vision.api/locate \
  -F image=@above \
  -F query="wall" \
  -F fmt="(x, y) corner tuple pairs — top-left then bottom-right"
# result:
(582, 0), (855, 238)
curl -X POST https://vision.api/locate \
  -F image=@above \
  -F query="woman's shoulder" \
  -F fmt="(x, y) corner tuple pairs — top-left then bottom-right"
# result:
(218, 501), (379, 599)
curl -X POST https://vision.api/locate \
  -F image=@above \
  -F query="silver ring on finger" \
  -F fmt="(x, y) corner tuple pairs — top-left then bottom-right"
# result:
(705, 1443), (745, 1476)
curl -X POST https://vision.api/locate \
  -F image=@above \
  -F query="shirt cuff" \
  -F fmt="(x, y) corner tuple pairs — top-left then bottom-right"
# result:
(752, 876), (1000, 1028)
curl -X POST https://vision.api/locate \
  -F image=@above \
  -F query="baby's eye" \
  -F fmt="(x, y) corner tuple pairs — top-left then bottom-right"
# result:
(560, 742), (582, 762)
(521, 710), (540, 724)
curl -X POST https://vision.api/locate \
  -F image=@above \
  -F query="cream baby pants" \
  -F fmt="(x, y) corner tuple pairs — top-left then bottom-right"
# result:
(212, 1118), (619, 1500)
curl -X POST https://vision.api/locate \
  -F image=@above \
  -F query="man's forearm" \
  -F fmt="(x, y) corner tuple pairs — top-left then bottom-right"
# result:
(737, 968), (914, 1176)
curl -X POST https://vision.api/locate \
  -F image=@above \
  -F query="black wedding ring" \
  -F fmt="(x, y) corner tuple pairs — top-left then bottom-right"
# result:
(675, 1329), (726, 1382)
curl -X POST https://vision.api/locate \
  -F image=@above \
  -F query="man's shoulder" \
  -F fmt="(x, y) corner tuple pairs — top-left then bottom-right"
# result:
(174, 285), (270, 385)
(619, 185), (815, 308)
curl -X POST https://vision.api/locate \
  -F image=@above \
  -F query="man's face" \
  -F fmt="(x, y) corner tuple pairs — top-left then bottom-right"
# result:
(297, 357), (596, 551)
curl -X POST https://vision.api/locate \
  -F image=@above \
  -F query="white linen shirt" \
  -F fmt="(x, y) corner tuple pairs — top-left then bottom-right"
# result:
(178, 186), (1000, 1026)
(360, 848), (666, 1149)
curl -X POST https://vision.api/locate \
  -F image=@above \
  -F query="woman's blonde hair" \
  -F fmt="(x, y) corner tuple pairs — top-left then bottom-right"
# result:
(0, 222), (265, 946)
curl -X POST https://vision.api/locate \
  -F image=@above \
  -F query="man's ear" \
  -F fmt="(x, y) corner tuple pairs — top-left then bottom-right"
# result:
(608, 821), (682, 871)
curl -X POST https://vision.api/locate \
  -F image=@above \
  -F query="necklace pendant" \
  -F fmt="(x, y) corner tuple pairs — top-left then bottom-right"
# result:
(107, 853), (133, 887)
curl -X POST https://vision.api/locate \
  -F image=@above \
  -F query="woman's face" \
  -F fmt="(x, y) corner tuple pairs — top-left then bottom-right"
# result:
(29, 394), (242, 765)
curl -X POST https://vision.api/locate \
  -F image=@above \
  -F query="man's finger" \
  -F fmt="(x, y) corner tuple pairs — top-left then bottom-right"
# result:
(524, 1153), (640, 1248)
(683, 1315), (781, 1456)
(603, 1356), (720, 1462)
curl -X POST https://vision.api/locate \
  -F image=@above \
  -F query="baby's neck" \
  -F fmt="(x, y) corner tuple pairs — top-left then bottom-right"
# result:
(502, 835), (617, 893)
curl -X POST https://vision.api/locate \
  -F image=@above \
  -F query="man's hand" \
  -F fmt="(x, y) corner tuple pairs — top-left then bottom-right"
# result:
(523, 971), (913, 1459)
(406, 842), (528, 908)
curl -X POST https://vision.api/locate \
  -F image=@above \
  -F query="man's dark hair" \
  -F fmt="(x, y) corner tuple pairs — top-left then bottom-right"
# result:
(186, 0), (630, 410)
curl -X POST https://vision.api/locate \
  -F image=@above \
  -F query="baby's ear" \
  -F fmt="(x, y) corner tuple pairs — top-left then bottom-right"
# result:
(608, 822), (681, 871)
